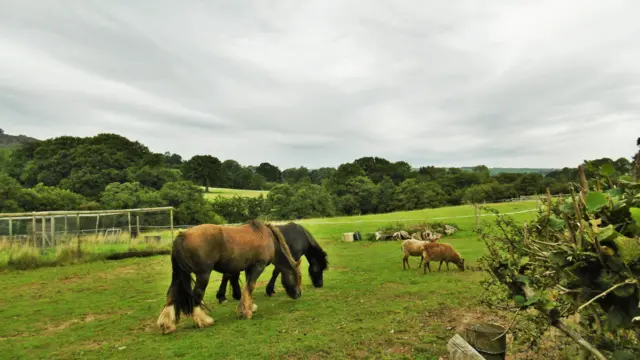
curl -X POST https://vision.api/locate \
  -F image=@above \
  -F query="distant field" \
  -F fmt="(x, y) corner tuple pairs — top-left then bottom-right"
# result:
(461, 166), (557, 175)
(202, 187), (269, 199)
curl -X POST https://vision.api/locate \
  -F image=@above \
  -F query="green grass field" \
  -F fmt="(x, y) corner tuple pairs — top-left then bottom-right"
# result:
(202, 187), (269, 200)
(0, 201), (538, 359)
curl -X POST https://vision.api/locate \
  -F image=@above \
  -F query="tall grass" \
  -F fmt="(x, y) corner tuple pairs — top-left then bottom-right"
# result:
(0, 231), (174, 270)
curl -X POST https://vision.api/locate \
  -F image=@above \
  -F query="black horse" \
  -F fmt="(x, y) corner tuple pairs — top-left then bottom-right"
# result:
(215, 222), (328, 303)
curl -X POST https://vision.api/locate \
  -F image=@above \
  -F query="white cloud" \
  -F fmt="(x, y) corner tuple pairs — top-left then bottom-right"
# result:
(1, 0), (639, 169)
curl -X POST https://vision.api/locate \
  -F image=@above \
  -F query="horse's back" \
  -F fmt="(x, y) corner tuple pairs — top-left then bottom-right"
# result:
(179, 223), (276, 272)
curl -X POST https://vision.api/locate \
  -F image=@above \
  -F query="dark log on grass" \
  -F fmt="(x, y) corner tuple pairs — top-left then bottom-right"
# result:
(105, 249), (170, 260)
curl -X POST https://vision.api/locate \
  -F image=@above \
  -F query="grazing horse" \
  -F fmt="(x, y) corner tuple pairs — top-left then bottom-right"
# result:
(215, 222), (328, 303)
(156, 220), (302, 334)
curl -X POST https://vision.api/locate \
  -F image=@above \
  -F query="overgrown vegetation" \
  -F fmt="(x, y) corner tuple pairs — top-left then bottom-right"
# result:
(478, 156), (640, 359)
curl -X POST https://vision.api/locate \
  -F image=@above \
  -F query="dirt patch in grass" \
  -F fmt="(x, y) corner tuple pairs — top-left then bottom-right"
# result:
(45, 311), (128, 334)
(329, 266), (350, 272)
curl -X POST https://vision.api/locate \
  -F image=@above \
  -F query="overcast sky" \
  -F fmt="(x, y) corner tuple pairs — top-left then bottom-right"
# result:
(1, 1), (639, 169)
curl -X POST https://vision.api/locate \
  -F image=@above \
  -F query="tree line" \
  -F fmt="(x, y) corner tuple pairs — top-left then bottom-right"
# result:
(0, 132), (635, 225)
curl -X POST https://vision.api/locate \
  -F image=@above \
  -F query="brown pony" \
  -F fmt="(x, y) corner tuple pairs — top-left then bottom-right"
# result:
(156, 220), (302, 334)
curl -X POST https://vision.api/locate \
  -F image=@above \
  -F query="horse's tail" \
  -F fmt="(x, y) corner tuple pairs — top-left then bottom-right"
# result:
(168, 233), (198, 323)
(301, 225), (328, 271)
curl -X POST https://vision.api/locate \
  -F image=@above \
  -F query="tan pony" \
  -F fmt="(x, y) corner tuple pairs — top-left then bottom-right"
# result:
(156, 220), (302, 334)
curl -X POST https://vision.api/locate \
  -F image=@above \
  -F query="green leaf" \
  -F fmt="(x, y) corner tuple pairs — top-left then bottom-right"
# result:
(516, 275), (530, 284)
(585, 192), (608, 212)
(541, 300), (557, 312)
(612, 350), (636, 360)
(619, 175), (636, 184)
(513, 295), (526, 306)
(518, 256), (530, 267)
(630, 208), (640, 225)
(550, 252), (569, 266)
(607, 307), (630, 329)
(524, 294), (540, 306)
(607, 188), (622, 197)
(548, 216), (565, 231)
(597, 225), (617, 242)
(599, 163), (616, 176)
(612, 283), (637, 298)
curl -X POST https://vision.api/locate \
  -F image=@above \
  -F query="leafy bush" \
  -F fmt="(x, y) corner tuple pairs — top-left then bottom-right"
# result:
(478, 163), (640, 359)
(159, 181), (224, 225)
(209, 195), (266, 224)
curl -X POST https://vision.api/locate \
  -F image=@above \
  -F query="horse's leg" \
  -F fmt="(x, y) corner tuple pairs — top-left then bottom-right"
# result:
(423, 258), (431, 274)
(446, 262), (450, 271)
(438, 260), (444, 271)
(230, 272), (242, 301)
(402, 255), (409, 269)
(191, 271), (215, 328)
(216, 273), (230, 304)
(417, 255), (423, 267)
(265, 267), (281, 297)
(237, 262), (266, 320)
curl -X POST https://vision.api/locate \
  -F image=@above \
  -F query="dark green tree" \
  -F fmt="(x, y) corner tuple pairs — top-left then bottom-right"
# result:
(256, 162), (282, 183)
(181, 155), (221, 192)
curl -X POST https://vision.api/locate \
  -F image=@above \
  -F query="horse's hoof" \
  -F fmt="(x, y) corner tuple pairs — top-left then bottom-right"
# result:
(252, 303), (258, 312)
(238, 310), (253, 319)
(218, 299), (228, 304)
(157, 305), (177, 334)
(159, 323), (177, 334)
(192, 306), (215, 328)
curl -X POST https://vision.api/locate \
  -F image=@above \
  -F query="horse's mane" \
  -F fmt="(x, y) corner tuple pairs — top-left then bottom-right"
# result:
(301, 225), (328, 270)
(265, 223), (299, 272)
(247, 219), (264, 231)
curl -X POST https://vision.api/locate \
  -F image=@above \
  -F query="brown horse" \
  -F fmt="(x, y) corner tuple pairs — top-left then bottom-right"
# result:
(156, 220), (302, 334)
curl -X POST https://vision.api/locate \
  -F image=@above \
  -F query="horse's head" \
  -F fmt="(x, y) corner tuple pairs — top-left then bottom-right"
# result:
(307, 249), (328, 288)
(280, 259), (302, 299)
(456, 257), (465, 271)
(308, 261), (324, 288)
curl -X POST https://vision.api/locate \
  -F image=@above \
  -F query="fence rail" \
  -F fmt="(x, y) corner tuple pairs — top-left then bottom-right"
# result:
(0, 206), (175, 248)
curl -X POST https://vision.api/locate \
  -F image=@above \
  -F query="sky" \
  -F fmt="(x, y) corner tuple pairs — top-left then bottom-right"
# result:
(1, 0), (639, 170)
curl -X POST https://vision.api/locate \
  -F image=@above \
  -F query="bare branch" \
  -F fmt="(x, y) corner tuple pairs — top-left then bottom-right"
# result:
(577, 279), (638, 313)
(552, 319), (608, 360)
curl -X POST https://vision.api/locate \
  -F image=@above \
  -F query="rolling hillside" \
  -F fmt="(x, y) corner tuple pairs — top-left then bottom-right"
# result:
(0, 131), (39, 148)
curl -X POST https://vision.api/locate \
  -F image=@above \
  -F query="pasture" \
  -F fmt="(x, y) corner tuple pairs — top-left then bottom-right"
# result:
(0, 201), (537, 359)
(202, 187), (269, 199)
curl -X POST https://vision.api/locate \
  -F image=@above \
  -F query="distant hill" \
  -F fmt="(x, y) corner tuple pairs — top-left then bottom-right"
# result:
(0, 131), (39, 148)
(461, 167), (557, 176)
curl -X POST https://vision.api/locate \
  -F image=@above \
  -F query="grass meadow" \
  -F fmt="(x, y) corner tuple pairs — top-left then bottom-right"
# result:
(202, 187), (269, 199)
(0, 201), (539, 359)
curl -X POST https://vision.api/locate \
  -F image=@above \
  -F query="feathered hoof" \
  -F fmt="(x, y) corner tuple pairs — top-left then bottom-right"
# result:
(192, 306), (215, 328)
(157, 305), (177, 334)
(238, 308), (253, 320)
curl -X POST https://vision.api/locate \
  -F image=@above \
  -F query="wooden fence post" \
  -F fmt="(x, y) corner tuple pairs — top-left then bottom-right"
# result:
(64, 215), (68, 238)
(95, 214), (100, 241)
(76, 213), (81, 258)
(170, 208), (174, 241)
(51, 216), (56, 246)
(32, 215), (36, 247)
(136, 215), (140, 237)
(41, 216), (46, 247)
(128, 211), (132, 243)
